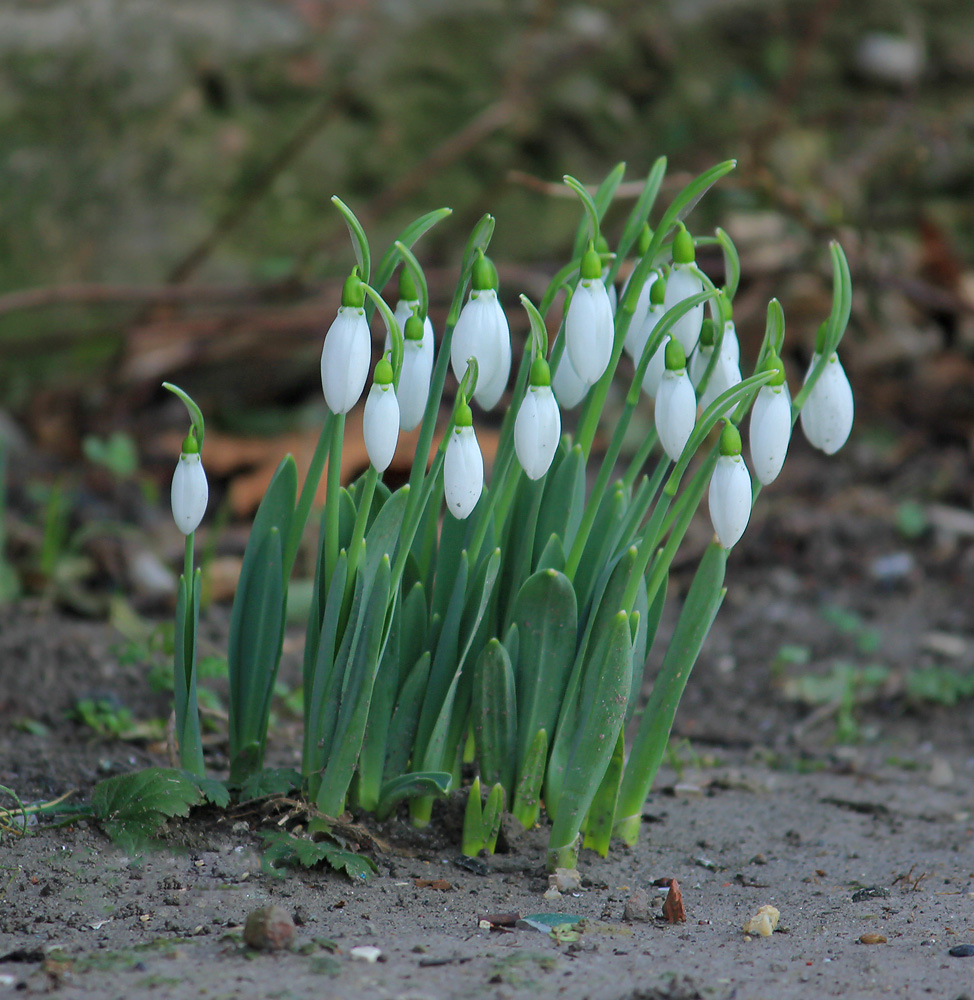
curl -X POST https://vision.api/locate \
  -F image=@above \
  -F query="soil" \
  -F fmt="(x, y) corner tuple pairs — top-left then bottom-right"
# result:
(2, 435), (974, 1000)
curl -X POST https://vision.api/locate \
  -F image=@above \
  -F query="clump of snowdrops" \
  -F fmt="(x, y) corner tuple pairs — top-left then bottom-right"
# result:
(165, 160), (853, 870)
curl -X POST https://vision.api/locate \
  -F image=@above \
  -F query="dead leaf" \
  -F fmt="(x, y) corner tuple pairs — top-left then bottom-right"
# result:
(662, 879), (685, 923)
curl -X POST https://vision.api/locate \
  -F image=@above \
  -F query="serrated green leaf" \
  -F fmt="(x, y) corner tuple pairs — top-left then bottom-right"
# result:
(236, 768), (302, 803)
(187, 775), (231, 808)
(260, 830), (378, 881)
(92, 768), (203, 842)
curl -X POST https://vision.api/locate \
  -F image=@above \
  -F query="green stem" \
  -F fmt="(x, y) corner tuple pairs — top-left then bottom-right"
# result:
(184, 532), (194, 584)
(283, 411), (333, 579)
(324, 414), (345, 583)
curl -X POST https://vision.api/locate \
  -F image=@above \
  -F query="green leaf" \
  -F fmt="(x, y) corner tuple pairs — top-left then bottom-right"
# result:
(92, 768), (202, 843)
(482, 782), (504, 855)
(236, 768), (302, 803)
(535, 444), (585, 563)
(188, 775), (231, 808)
(373, 207), (453, 294)
(331, 196), (371, 284)
(462, 775), (485, 856)
(511, 728), (547, 830)
(260, 830), (378, 881)
(472, 639), (516, 793)
(613, 157), (667, 288)
(582, 728), (625, 857)
(375, 771), (451, 821)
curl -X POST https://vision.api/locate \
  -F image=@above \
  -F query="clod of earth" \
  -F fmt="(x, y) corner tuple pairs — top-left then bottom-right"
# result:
(243, 905), (296, 951)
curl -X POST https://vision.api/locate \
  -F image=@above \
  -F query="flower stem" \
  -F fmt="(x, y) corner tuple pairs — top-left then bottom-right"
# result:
(324, 414), (345, 583)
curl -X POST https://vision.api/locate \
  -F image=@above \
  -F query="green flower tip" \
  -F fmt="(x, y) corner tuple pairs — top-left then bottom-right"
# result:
(472, 251), (498, 292)
(699, 318), (716, 347)
(455, 395), (473, 427)
(650, 274), (666, 305)
(529, 356), (551, 387)
(664, 336), (686, 371)
(815, 321), (829, 354)
(763, 350), (786, 386)
(719, 421), (742, 457)
(672, 223), (695, 265)
(398, 266), (419, 302)
(580, 243), (603, 281)
(181, 431), (200, 455)
(637, 223), (653, 256)
(405, 312), (425, 341)
(341, 269), (365, 308)
(374, 357), (394, 385)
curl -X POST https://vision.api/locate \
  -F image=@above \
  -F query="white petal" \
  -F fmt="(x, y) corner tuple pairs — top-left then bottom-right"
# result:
(171, 453), (208, 535)
(566, 280), (614, 384)
(663, 263), (704, 356)
(388, 300), (435, 357)
(363, 384), (400, 473)
(699, 352), (742, 416)
(321, 307), (371, 414)
(552, 350), (590, 409)
(622, 272), (657, 358)
(800, 353), (854, 455)
(514, 386), (562, 480)
(708, 454), (753, 548)
(719, 320), (740, 366)
(749, 384), (792, 485)
(451, 290), (511, 410)
(655, 369), (697, 461)
(689, 344), (713, 390)
(397, 338), (434, 431)
(640, 339), (667, 399)
(444, 425), (484, 519)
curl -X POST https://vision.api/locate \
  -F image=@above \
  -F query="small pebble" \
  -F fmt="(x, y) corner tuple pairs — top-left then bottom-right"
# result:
(550, 868), (581, 892)
(860, 933), (887, 945)
(948, 944), (974, 958)
(623, 889), (652, 923)
(350, 945), (383, 963)
(743, 905), (779, 938)
(243, 906), (296, 951)
(851, 887), (890, 902)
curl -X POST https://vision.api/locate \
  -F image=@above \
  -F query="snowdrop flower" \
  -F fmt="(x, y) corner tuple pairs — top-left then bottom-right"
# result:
(451, 253), (511, 410)
(699, 346), (742, 417)
(622, 225), (656, 360)
(395, 309), (435, 431)
(171, 432), (208, 535)
(363, 357), (400, 473)
(655, 337), (697, 461)
(664, 224), (705, 356)
(749, 352), (792, 485)
(566, 243), (615, 384)
(707, 298), (740, 367)
(551, 346), (590, 410)
(389, 267), (434, 362)
(515, 357), (562, 480)
(800, 324), (854, 455)
(633, 277), (667, 398)
(596, 235), (617, 316)
(708, 423), (753, 549)
(444, 396), (484, 519)
(321, 270), (371, 414)
(689, 318), (717, 389)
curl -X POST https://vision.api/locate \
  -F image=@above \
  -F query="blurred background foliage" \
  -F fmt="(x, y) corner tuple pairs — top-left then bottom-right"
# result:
(0, 0), (972, 611)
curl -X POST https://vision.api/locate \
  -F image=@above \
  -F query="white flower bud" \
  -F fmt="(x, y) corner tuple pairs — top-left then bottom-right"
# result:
(623, 272), (659, 360)
(708, 453), (753, 548)
(321, 306), (371, 414)
(363, 382), (400, 473)
(552, 350), (590, 410)
(451, 289), (511, 410)
(749, 383), (792, 485)
(444, 423), (484, 519)
(565, 279), (614, 384)
(515, 384), (561, 480)
(655, 367), (697, 461)
(800, 352), (854, 455)
(171, 451), (208, 535)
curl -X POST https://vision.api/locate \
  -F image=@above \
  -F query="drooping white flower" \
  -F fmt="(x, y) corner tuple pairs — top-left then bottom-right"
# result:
(749, 354), (792, 485)
(640, 339), (667, 399)
(171, 434), (208, 535)
(566, 245), (615, 385)
(363, 358), (400, 473)
(444, 397), (484, 519)
(708, 424), (753, 549)
(655, 337), (697, 461)
(699, 350), (742, 416)
(551, 348), (590, 409)
(664, 224), (705, 356)
(451, 253), (511, 411)
(800, 349), (854, 455)
(515, 358), (562, 480)
(625, 270), (662, 362)
(390, 298), (434, 357)
(321, 272), (371, 414)
(689, 319), (717, 389)
(394, 310), (434, 431)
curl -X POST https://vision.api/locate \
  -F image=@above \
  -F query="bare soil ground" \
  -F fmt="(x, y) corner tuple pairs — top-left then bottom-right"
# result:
(2, 438), (974, 1000)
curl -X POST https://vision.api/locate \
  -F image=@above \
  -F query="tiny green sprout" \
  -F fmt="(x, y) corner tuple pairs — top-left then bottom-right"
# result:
(341, 269), (366, 309)
(718, 421), (742, 457)
(404, 311), (425, 341)
(399, 265), (419, 302)
(764, 350), (786, 386)
(529, 356), (552, 387)
(472, 251), (498, 292)
(664, 336), (686, 371)
(580, 242), (603, 280)
(672, 223), (695, 265)
(637, 222), (653, 256)
(455, 394), (473, 427)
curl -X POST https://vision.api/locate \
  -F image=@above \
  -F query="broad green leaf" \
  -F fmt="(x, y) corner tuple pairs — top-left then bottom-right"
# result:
(236, 768), (302, 802)
(511, 727), (547, 830)
(260, 830), (378, 881)
(375, 771), (451, 821)
(382, 651), (431, 782)
(472, 639), (516, 794)
(535, 444), (585, 563)
(92, 768), (202, 843)
(582, 728), (625, 857)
